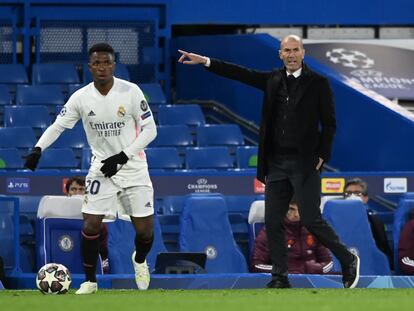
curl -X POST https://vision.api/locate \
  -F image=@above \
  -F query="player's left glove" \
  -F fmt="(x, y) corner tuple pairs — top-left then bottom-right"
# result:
(100, 151), (129, 178)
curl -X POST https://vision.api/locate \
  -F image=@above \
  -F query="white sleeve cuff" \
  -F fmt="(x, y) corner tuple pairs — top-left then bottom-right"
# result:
(204, 57), (211, 67)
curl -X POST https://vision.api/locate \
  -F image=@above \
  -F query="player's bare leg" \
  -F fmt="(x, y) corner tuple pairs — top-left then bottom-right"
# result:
(131, 214), (154, 290)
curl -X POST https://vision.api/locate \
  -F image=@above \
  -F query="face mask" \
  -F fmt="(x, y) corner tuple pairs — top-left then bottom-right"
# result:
(345, 194), (363, 202)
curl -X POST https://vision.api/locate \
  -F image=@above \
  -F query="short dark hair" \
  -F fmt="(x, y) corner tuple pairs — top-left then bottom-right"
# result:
(65, 176), (86, 193)
(345, 178), (368, 195)
(88, 43), (115, 58)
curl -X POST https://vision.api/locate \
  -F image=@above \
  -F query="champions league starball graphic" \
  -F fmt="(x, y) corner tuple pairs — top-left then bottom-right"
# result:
(305, 43), (414, 100)
(326, 48), (374, 69)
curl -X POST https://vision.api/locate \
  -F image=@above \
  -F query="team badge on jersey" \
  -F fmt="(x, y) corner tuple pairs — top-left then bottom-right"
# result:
(59, 107), (67, 116)
(117, 106), (126, 117)
(140, 99), (148, 111)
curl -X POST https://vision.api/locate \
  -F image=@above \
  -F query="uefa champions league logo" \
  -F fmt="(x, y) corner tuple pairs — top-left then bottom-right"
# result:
(325, 47), (410, 92)
(326, 48), (374, 69)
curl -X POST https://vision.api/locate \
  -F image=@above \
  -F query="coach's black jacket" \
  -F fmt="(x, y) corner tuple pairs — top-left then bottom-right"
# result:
(206, 59), (336, 183)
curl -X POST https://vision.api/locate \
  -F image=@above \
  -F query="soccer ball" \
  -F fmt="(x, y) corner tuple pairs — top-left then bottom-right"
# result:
(36, 263), (72, 294)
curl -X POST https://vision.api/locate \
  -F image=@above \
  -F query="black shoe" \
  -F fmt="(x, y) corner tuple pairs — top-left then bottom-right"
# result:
(342, 254), (360, 288)
(266, 278), (292, 289)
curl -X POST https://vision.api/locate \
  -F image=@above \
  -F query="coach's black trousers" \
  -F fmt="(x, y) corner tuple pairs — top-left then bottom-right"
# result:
(265, 156), (354, 277)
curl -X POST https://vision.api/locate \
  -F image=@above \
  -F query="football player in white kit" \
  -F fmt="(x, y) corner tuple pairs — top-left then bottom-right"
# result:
(25, 43), (157, 294)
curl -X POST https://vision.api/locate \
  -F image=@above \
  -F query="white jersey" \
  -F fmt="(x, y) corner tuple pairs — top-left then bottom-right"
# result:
(55, 78), (156, 187)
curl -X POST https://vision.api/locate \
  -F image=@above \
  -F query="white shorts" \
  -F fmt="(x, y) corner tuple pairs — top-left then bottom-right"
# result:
(82, 175), (154, 221)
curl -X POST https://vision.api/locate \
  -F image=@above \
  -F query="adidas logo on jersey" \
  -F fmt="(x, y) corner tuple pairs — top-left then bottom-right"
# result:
(145, 202), (152, 208)
(88, 110), (96, 117)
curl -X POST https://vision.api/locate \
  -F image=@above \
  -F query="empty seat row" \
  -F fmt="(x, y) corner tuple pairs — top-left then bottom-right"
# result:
(0, 145), (257, 171)
(0, 147), (78, 170)
(0, 126), (87, 149)
(151, 124), (244, 147)
(2, 119), (244, 149)
(0, 83), (164, 105)
(146, 146), (257, 170)
(0, 63), (130, 86)
(83, 146), (257, 171)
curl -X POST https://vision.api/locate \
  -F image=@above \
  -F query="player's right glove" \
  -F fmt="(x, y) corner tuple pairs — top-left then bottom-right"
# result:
(24, 147), (42, 171)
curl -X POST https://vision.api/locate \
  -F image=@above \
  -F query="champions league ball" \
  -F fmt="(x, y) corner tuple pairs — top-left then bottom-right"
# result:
(326, 48), (374, 69)
(36, 263), (72, 294)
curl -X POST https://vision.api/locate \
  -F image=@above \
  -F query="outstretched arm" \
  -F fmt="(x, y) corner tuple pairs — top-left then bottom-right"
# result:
(178, 49), (270, 91)
(178, 49), (209, 65)
(24, 123), (66, 171)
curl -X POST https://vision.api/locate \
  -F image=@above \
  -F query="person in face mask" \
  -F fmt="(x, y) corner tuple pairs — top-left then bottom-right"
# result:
(344, 178), (393, 269)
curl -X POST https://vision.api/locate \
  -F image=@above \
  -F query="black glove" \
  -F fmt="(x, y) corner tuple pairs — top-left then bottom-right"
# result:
(24, 147), (42, 171)
(100, 151), (129, 178)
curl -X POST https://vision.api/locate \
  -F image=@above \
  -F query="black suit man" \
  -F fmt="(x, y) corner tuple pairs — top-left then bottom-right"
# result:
(178, 34), (360, 289)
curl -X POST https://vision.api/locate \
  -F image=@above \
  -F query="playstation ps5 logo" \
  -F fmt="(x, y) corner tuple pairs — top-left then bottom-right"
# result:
(6, 178), (30, 193)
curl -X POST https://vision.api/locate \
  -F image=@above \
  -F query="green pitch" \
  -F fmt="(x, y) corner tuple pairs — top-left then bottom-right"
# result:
(1, 289), (413, 311)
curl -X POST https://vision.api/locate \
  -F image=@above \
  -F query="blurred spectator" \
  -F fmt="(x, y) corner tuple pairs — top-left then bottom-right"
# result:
(250, 200), (333, 274)
(397, 210), (414, 275)
(65, 176), (110, 274)
(344, 178), (393, 269)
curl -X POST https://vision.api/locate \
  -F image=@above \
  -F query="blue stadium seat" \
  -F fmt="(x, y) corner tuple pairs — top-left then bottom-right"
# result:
(196, 124), (244, 147)
(158, 104), (205, 127)
(67, 84), (85, 98)
(37, 148), (78, 169)
(179, 193), (248, 273)
(0, 64), (28, 84)
(53, 126), (88, 157)
(0, 85), (12, 127)
(247, 200), (265, 254)
(36, 196), (103, 274)
(185, 147), (233, 169)
(228, 212), (249, 260)
(81, 147), (92, 170)
(140, 83), (167, 105)
(16, 85), (65, 107)
(323, 199), (391, 275)
(4, 106), (52, 135)
(157, 195), (186, 215)
(236, 146), (258, 168)
(158, 214), (181, 251)
(0, 85), (12, 106)
(0, 208), (14, 270)
(402, 192), (414, 200)
(0, 126), (37, 150)
(145, 147), (183, 170)
(0, 148), (23, 169)
(19, 214), (36, 272)
(149, 125), (193, 148)
(107, 215), (166, 273)
(38, 219), (102, 273)
(83, 63), (130, 83)
(393, 198), (414, 274)
(32, 63), (80, 85)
